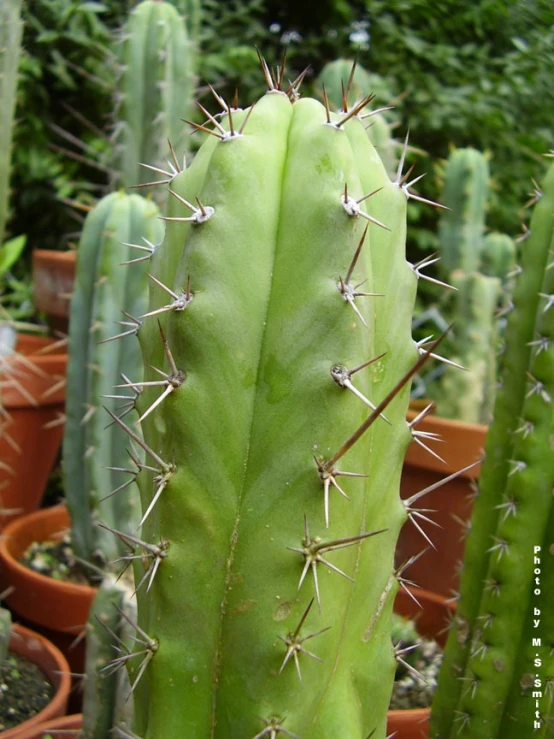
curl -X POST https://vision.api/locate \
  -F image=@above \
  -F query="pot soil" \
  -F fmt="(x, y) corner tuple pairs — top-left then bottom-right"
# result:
(16, 713), (82, 739)
(396, 411), (486, 597)
(0, 335), (67, 528)
(387, 587), (454, 738)
(32, 251), (76, 334)
(0, 624), (71, 739)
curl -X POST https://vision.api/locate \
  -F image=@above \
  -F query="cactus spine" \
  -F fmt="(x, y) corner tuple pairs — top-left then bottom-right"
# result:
(100, 62), (455, 738)
(112, 0), (196, 192)
(0, 0), (22, 244)
(63, 191), (163, 565)
(433, 148), (516, 424)
(430, 160), (554, 737)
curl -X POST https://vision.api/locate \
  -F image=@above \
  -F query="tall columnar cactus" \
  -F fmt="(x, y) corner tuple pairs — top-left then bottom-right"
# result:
(112, 0), (197, 192)
(0, 0), (23, 243)
(430, 160), (554, 737)
(99, 64), (455, 739)
(316, 59), (399, 178)
(63, 191), (163, 565)
(432, 148), (516, 424)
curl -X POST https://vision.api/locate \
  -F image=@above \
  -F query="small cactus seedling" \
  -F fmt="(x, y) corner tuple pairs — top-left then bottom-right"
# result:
(97, 58), (465, 738)
(63, 191), (163, 566)
(430, 159), (554, 737)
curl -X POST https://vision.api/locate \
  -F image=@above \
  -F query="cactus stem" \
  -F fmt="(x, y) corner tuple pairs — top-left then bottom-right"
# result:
(141, 273), (193, 318)
(98, 522), (169, 590)
(81, 405), (96, 426)
(104, 407), (171, 472)
(253, 716), (300, 739)
(277, 599), (330, 681)
(115, 726), (142, 739)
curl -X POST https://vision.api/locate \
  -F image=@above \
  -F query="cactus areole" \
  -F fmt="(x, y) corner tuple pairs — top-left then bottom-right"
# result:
(118, 68), (442, 739)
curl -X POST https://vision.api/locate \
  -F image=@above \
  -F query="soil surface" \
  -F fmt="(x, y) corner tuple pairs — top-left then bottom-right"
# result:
(0, 652), (54, 730)
(20, 531), (102, 587)
(389, 635), (443, 709)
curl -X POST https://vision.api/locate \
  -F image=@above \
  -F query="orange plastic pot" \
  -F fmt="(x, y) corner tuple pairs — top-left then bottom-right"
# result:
(16, 713), (82, 739)
(0, 624), (71, 739)
(32, 250), (76, 334)
(387, 587), (454, 738)
(0, 506), (96, 636)
(396, 411), (486, 597)
(0, 334), (67, 527)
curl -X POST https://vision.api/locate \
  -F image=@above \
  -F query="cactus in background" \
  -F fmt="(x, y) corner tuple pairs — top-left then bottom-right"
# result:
(95, 59), (462, 738)
(63, 191), (163, 566)
(112, 0), (198, 192)
(0, 0), (22, 244)
(430, 159), (554, 737)
(82, 579), (136, 738)
(0, 607), (10, 666)
(431, 148), (516, 424)
(316, 59), (399, 178)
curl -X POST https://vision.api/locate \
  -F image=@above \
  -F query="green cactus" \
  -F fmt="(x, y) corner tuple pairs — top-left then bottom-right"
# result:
(63, 191), (163, 566)
(438, 148), (490, 275)
(431, 148), (516, 424)
(430, 159), (554, 737)
(0, 607), (10, 666)
(316, 59), (399, 179)
(82, 579), (136, 739)
(0, 0), (22, 245)
(112, 0), (197, 192)
(93, 62), (460, 739)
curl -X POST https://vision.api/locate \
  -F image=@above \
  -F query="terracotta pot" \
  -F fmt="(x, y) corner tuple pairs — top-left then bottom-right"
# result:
(16, 714), (83, 739)
(0, 506), (96, 637)
(32, 250), (76, 333)
(387, 587), (454, 738)
(396, 411), (487, 597)
(0, 624), (71, 739)
(0, 335), (67, 528)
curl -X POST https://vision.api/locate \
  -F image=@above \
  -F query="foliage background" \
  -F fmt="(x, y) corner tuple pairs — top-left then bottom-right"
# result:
(7, 0), (554, 282)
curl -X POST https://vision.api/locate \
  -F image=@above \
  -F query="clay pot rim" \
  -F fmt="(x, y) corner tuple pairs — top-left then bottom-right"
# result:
(0, 623), (71, 739)
(33, 249), (76, 263)
(13, 713), (83, 739)
(0, 506), (97, 599)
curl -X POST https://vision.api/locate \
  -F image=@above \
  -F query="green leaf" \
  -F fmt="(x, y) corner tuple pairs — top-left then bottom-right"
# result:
(0, 235), (27, 277)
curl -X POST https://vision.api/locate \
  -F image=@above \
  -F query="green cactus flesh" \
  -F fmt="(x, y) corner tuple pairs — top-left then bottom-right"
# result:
(430, 161), (554, 737)
(114, 0), (195, 191)
(121, 88), (426, 738)
(438, 148), (490, 276)
(63, 191), (163, 565)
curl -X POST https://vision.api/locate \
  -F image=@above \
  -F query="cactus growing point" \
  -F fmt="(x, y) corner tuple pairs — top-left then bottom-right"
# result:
(94, 60), (457, 739)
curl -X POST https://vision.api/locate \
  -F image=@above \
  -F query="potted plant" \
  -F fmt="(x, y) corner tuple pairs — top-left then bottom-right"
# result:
(0, 606), (71, 738)
(398, 148), (517, 597)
